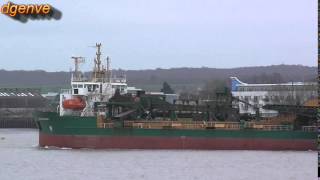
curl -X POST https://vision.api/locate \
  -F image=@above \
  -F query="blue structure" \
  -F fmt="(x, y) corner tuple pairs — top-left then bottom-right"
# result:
(230, 77), (246, 91)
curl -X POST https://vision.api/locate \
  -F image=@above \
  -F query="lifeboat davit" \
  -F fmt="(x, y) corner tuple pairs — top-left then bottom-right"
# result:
(62, 97), (86, 110)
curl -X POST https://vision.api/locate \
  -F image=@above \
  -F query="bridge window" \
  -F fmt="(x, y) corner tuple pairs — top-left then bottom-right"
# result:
(88, 85), (93, 92)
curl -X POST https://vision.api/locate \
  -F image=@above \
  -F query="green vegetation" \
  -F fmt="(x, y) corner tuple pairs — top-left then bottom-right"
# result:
(160, 82), (175, 94)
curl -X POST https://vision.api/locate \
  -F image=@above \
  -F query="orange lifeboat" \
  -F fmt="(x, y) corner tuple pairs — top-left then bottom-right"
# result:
(62, 97), (86, 110)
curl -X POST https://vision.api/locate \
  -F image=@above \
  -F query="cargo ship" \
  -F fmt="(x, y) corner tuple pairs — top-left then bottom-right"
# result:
(34, 43), (317, 150)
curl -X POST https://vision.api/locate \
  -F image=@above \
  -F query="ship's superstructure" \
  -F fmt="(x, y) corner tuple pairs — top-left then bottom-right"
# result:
(59, 43), (127, 117)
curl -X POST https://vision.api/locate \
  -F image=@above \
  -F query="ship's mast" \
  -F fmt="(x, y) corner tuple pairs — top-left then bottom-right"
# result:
(106, 56), (112, 83)
(96, 43), (102, 72)
(92, 43), (107, 82)
(71, 56), (85, 81)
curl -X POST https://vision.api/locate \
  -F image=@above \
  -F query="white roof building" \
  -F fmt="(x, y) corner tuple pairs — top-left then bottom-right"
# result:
(230, 77), (317, 117)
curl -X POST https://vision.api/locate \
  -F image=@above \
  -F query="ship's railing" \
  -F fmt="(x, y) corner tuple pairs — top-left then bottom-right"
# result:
(102, 123), (114, 128)
(206, 122), (240, 130)
(112, 77), (126, 83)
(302, 126), (317, 132)
(96, 122), (114, 128)
(71, 76), (88, 82)
(259, 114), (296, 125)
(252, 124), (293, 131)
(124, 120), (294, 131)
(246, 122), (292, 131)
(61, 89), (72, 94)
(124, 121), (241, 130)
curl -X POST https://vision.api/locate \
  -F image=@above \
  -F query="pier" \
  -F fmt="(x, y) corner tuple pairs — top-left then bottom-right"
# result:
(0, 88), (49, 128)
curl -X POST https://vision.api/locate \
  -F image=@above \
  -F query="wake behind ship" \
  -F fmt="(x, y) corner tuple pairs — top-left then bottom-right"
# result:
(34, 43), (317, 150)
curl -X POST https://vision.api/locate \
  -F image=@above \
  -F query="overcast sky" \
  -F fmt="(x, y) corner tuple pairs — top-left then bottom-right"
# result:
(0, 0), (317, 71)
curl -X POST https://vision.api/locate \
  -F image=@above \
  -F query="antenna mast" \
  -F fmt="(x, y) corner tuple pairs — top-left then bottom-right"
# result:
(71, 56), (85, 81)
(92, 43), (107, 82)
(106, 56), (112, 82)
(96, 43), (102, 72)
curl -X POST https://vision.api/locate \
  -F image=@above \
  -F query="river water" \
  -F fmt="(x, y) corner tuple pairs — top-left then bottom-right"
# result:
(0, 129), (317, 180)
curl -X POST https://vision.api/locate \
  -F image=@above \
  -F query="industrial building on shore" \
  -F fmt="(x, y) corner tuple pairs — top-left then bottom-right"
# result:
(230, 77), (317, 117)
(0, 88), (48, 128)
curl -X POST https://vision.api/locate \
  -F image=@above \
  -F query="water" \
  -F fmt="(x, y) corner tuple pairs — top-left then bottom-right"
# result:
(0, 129), (317, 180)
